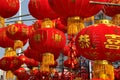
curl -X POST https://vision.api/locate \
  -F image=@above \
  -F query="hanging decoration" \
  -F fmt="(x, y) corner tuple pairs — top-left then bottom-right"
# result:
(0, 0), (19, 18)
(48, 0), (107, 35)
(75, 19), (120, 80)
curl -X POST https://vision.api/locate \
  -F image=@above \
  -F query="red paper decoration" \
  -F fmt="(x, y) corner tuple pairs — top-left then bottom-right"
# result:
(48, 0), (107, 18)
(75, 23), (120, 62)
(28, 0), (59, 20)
(0, 0), (19, 18)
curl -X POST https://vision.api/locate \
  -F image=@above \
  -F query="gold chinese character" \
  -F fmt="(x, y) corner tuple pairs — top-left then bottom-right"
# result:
(34, 34), (41, 41)
(7, 25), (18, 35)
(52, 33), (62, 42)
(78, 34), (90, 48)
(104, 34), (120, 49)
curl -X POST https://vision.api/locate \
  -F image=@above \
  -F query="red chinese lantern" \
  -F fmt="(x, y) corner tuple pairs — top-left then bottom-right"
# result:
(0, 0), (19, 18)
(48, 0), (107, 35)
(48, 0), (106, 18)
(29, 28), (66, 53)
(75, 19), (119, 80)
(103, 0), (120, 25)
(6, 21), (29, 41)
(28, 0), (59, 20)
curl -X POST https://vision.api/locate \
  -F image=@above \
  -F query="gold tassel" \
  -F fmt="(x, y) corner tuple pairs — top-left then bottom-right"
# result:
(6, 70), (14, 80)
(67, 16), (84, 35)
(14, 40), (23, 50)
(42, 53), (54, 65)
(93, 60), (114, 80)
(4, 47), (17, 57)
(0, 16), (5, 28)
(40, 64), (50, 72)
(41, 18), (55, 28)
(112, 14), (120, 26)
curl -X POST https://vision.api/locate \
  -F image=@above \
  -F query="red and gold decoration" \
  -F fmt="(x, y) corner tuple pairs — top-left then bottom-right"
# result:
(48, 0), (107, 35)
(75, 19), (120, 80)
(0, 0), (19, 18)
(0, 47), (23, 80)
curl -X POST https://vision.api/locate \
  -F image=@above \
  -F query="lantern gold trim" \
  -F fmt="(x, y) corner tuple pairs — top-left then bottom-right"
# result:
(95, 19), (112, 24)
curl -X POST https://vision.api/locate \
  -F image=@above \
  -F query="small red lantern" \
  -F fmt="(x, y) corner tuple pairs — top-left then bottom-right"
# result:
(28, 0), (58, 20)
(6, 21), (29, 41)
(0, 0), (19, 18)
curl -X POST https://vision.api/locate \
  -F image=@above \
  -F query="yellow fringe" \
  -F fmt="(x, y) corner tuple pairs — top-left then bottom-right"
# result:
(6, 71), (14, 80)
(93, 60), (114, 80)
(67, 16), (84, 35)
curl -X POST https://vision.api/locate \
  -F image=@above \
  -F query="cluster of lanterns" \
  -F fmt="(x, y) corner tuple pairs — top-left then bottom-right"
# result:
(0, 0), (120, 80)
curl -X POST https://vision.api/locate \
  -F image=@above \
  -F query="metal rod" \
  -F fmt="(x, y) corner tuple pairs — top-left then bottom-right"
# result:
(5, 18), (36, 23)
(90, 1), (120, 6)
(6, 14), (31, 20)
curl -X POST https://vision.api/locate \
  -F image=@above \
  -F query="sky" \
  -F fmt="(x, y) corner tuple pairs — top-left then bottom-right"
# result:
(0, 0), (33, 58)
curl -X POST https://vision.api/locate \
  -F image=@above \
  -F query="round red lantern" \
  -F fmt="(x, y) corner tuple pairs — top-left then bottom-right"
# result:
(28, 0), (59, 20)
(75, 20), (120, 80)
(29, 28), (66, 54)
(6, 21), (29, 41)
(75, 20), (120, 62)
(0, 0), (19, 18)
(48, 0), (107, 18)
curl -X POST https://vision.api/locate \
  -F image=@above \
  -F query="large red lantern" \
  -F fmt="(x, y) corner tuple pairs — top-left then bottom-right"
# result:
(0, 0), (19, 18)
(48, 0), (107, 18)
(75, 20), (120, 62)
(28, 0), (58, 20)
(75, 20), (119, 80)
(29, 28), (66, 53)
(6, 21), (29, 41)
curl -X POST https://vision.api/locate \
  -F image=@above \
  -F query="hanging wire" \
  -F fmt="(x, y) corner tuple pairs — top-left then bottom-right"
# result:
(89, 1), (120, 6)
(6, 14), (31, 20)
